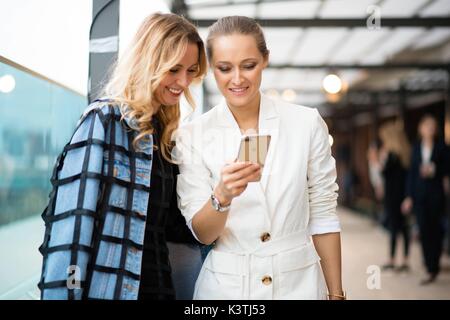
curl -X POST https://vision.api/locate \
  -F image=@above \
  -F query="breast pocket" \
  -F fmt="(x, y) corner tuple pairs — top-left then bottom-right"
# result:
(104, 155), (150, 212)
(135, 158), (151, 186)
(104, 154), (151, 185)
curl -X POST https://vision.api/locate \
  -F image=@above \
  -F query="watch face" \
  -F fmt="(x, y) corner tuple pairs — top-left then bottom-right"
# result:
(211, 195), (219, 211)
(211, 194), (229, 212)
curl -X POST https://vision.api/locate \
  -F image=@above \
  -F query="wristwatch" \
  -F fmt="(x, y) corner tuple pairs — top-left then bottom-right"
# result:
(211, 193), (231, 212)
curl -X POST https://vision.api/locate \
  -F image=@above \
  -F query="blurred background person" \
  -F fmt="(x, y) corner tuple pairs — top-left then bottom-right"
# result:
(402, 115), (448, 285)
(377, 121), (411, 272)
(367, 142), (385, 226)
(367, 142), (384, 203)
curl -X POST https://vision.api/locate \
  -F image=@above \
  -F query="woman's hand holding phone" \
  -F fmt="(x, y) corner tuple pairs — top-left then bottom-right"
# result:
(214, 162), (261, 206)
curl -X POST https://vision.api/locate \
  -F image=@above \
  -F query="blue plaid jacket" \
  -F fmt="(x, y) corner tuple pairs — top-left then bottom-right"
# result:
(38, 100), (198, 299)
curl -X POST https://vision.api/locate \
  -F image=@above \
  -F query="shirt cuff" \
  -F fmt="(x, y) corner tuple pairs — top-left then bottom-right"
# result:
(187, 218), (201, 242)
(308, 219), (341, 235)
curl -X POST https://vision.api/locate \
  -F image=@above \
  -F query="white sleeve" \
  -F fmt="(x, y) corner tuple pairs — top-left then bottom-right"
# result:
(307, 109), (341, 235)
(172, 125), (214, 239)
(187, 219), (200, 242)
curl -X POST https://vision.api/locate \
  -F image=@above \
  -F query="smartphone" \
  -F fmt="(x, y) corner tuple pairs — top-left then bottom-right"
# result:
(236, 134), (271, 166)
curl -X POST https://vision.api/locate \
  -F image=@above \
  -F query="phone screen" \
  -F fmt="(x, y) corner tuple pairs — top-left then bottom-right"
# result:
(236, 135), (271, 166)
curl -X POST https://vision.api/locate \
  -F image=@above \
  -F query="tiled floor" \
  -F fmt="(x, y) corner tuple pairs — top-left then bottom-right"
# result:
(339, 207), (450, 299)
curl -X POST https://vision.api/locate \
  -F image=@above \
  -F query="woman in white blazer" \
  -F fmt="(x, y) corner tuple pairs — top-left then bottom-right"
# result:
(173, 16), (345, 300)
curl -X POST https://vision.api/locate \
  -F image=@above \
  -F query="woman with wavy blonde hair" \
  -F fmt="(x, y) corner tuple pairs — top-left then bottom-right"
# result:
(38, 12), (207, 300)
(105, 12), (207, 160)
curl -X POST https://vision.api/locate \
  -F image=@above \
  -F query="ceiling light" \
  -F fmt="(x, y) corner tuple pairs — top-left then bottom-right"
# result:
(0, 75), (16, 93)
(266, 89), (279, 99)
(281, 89), (296, 102)
(323, 74), (342, 94)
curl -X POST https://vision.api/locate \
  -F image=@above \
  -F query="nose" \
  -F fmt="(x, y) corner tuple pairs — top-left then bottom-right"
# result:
(176, 72), (190, 88)
(231, 69), (243, 86)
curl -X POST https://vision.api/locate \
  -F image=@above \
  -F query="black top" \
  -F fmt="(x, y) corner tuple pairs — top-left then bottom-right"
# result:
(138, 117), (198, 300)
(381, 152), (407, 214)
(406, 140), (449, 209)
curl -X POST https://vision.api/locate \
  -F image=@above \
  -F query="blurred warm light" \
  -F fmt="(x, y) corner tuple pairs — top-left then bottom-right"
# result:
(266, 89), (279, 99)
(328, 134), (334, 147)
(445, 115), (450, 145)
(326, 92), (341, 103)
(341, 79), (348, 93)
(0, 75), (16, 93)
(322, 74), (342, 94)
(281, 89), (296, 102)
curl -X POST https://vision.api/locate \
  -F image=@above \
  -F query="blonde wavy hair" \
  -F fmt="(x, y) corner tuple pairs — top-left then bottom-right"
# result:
(379, 120), (411, 168)
(103, 13), (207, 161)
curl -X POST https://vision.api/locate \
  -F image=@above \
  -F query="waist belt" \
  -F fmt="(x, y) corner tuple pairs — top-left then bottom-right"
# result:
(206, 229), (318, 299)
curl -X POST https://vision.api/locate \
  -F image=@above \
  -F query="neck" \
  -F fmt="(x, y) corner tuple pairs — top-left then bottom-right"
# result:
(151, 100), (161, 116)
(422, 138), (434, 147)
(227, 93), (261, 133)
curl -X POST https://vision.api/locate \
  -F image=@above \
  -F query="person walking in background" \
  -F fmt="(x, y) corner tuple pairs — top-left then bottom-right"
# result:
(402, 115), (448, 285)
(377, 121), (411, 272)
(367, 142), (384, 203)
(367, 142), (385, 225)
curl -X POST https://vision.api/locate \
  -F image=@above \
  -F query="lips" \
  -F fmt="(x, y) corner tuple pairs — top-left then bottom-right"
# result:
(167, 87), (183, 95)
(229, 87), (249, 96)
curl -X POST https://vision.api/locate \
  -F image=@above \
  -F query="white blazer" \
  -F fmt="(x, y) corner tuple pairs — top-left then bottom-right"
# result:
(174, 93), (340, 300)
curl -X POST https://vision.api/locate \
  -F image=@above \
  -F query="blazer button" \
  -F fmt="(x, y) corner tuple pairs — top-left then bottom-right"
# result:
(260, 232), (271, 242)
(262, 275), (272, 286)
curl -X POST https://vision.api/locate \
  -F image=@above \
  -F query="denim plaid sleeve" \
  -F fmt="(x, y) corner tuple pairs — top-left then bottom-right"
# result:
(38, 107), (106, 300)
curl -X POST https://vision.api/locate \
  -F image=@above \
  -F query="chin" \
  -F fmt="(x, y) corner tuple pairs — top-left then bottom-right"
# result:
(163, 97), (179, 106)
(228, 97), (251, 108)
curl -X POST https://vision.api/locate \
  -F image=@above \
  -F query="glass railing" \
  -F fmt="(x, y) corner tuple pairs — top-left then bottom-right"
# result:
(0, 59), (87, 226)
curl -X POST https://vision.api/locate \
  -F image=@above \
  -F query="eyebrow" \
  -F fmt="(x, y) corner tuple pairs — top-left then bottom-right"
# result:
(172, 63), (199, 68)
(216, 58), (258, 64)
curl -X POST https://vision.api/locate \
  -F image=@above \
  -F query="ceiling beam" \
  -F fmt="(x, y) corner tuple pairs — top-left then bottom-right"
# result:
(171, 0), (189, 15)
(187, 0), (312, 9)
(204, 86), (447, 96)
(193, 17), (450, 28)
(267, 63), (450, 70)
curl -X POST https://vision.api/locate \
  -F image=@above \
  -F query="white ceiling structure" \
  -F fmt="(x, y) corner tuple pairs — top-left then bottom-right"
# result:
(174, 0), (450, 112)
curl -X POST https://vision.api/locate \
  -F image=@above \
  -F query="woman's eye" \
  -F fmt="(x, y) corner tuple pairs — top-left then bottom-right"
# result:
(243, 64), (256, 70)
(169, 69), (179, 74)
(218, 67), (231, 72)
(188, 68), (198, 74)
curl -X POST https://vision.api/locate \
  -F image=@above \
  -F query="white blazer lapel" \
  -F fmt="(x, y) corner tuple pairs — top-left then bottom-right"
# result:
(215, 97), (275, 232)
(258, 94), (280, 192)
(215, 99), (243, 163)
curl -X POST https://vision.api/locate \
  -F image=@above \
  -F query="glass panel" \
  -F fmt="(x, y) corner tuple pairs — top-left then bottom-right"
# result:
(0, 60), (87, 226)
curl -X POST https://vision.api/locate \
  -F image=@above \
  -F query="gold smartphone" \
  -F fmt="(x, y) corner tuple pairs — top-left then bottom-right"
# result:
(236, 135), (271, 166)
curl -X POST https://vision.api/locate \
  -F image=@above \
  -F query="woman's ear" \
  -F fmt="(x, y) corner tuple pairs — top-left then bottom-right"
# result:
(263, 51), (270, 69)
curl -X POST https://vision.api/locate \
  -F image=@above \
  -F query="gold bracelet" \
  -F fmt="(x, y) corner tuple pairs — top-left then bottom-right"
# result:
(327, 291), (347, 300)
